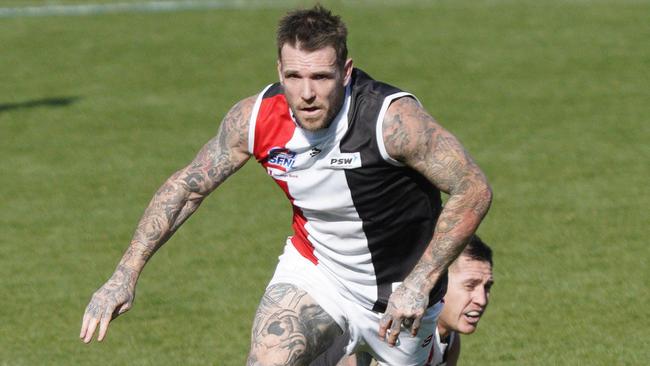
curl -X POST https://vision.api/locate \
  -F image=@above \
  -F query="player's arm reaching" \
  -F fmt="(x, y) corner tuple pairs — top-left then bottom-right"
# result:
(378, 97), (492, 345)
(80, 96), (256, 343)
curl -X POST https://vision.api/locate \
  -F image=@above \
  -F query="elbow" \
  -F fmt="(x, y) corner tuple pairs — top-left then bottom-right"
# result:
(475, 182), (493, 218)
(168, 169), (207, 200)
(447, 179), (492, 218)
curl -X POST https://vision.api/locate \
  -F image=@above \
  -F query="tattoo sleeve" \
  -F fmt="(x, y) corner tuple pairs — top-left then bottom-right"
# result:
(80, 96), (256, 344)
(119, 96), (255, 277)
(383, 97), (493, 293)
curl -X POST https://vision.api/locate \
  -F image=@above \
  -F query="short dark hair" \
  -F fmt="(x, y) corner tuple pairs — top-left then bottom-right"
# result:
(276, 5), (348, 67)
(461, 235), (493, 267)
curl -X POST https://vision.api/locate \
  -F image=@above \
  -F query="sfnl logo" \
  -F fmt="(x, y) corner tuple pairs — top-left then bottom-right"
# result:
(267, 147), (296, 171)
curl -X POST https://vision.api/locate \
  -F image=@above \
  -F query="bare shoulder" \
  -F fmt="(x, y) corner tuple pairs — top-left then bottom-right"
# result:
(176, 94), (259, 195)
(381, 96), (443, 164)
(381, 96), (490, 196)
(199, 94), (258, 160)
(217, 94), (258, 149)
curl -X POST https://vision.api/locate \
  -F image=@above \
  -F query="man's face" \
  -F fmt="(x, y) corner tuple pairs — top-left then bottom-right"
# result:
(277, 43), (352, 131)
(438, 256), (494, 335)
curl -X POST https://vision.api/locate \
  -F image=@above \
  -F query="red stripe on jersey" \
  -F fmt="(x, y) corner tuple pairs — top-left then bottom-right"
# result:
(254, 93), (317, 264)
(253, 94), (293, 160)
(273, 178), (317, 264)
(290, 205), (318, 264)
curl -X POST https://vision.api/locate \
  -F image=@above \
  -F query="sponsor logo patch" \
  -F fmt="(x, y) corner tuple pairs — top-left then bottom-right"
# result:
(328, 152), (361, 169)
(267, 147), (296, 171)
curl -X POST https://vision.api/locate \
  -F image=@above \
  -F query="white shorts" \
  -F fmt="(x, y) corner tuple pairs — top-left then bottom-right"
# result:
(268, 240), (443, 366)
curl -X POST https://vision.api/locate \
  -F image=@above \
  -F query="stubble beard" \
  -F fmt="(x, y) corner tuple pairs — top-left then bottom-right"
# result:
(293, 91), (345, 132)
(295, 111), (334, 131)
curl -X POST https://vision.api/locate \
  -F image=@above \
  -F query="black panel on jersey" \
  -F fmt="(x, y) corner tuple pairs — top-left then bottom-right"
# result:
(341, 68), (447, 312)
(263, 82), (284, 99)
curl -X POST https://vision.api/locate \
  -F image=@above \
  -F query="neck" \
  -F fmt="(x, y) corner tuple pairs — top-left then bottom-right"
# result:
(437, 324), (451, 341)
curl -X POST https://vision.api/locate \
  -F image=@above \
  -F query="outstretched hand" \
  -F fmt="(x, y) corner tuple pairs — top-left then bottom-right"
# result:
(80, 266), (136, 343)
(378, 284), (428, 346)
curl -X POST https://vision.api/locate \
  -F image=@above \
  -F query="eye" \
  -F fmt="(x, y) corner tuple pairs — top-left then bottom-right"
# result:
(283, 72), (300, 79)
(313, 73), (332, 80)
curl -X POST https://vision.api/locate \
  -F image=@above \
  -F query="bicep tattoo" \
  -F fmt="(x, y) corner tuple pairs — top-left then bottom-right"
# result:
(183, 97), (254, 195)
(383, 97), (492, 283)
(123, 97), (254, 265)
(383, 97), (489, 197)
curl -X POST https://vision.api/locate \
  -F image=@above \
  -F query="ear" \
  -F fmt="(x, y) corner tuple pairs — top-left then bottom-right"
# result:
(342, 58), (353, 86)
(277, 59), (284, 84)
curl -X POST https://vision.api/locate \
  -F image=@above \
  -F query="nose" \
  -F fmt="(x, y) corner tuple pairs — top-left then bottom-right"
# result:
(300, 79), (316, 102)
(473, 287), (488, 307)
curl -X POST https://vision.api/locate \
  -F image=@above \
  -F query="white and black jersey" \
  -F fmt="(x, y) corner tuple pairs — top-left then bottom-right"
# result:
(248, 68), (447, 312)
(425, 328), (457, 366)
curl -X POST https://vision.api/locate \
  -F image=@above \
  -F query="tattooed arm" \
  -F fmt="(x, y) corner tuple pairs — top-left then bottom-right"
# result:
(378, 97), (492, 345)
(80, 96), (256, 343)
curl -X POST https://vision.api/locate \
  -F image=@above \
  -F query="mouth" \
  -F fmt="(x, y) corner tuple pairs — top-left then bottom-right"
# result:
(299, 106), (321, 115)
(463, 310), (483, 324)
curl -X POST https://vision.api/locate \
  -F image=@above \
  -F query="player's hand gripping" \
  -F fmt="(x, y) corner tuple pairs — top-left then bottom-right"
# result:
(80, 265), (137, 343)
(378, 283), (428, 346)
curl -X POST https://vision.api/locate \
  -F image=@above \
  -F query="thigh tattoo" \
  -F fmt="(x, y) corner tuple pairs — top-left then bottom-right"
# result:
(247, 283), (341, 366)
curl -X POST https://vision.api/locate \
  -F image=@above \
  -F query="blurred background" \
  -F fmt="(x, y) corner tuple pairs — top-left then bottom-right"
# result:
(1, 0), (648, 364)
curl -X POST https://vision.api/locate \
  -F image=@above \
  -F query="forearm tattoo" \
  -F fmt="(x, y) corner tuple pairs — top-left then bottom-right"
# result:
(247, 284), (340, 366)
(122, 98), (254, 270)
(383, 97), (492, 291)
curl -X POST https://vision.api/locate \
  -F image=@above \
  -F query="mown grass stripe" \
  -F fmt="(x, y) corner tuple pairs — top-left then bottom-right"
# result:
(0, 0), (297, 18)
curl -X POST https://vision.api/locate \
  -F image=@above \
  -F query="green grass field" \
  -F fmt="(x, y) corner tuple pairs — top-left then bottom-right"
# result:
(1, 0), (648, 364)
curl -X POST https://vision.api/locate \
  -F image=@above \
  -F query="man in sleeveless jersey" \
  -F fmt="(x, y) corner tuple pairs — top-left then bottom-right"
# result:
(312, 235), (494, 366)
(427, 235), (493, 366)
(80, 6), (492, 365)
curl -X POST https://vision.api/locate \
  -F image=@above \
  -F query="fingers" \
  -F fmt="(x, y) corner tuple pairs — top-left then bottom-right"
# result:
(378, 314), (392, 340)
(379, 313), (424, 346)
(97, 310), (113, 341)
(117, 302), (132, 316)
(80, 298), (126, 343)
(410, 316), (422, 336)
(80, 313), (90, 339)
(386, 316), (402, 346)
(82, 312), (100, 343)
(80, 305), (98, 343)
(378, 313), (403, 347)
(80, 274), (135, 344)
